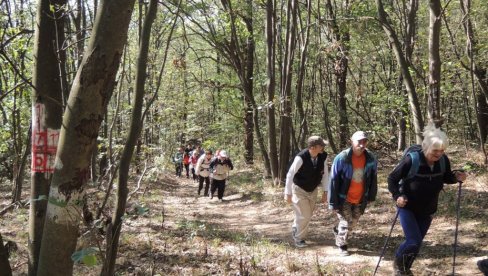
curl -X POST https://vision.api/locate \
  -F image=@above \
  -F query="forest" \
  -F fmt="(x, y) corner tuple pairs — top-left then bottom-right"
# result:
(0, 0), (487, 275)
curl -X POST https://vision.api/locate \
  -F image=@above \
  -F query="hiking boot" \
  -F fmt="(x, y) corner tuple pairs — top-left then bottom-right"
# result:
(393, 256), (413, 276)
(478, 259), (488, 276)
(294, 240), (307, 248)
(338, 245), (349, 256)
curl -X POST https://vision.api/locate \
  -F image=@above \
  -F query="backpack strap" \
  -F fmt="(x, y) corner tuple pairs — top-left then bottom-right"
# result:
(406, 151), (420, 180)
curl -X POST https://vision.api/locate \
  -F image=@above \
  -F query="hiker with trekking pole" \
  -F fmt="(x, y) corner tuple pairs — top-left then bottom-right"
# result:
(386, 123), (467, 275)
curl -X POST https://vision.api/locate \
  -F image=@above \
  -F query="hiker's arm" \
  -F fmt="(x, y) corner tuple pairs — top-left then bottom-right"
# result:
(320, 156), (329, 203)
(387, 156), (411, 200)
(284, 156), (303, 202)
(328, 155), (342, 210)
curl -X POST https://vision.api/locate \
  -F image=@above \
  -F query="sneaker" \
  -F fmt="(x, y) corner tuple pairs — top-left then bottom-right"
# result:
(218, 199), (223, 202)
(338, 245), (349, 256)
(295, 240), (307, 248)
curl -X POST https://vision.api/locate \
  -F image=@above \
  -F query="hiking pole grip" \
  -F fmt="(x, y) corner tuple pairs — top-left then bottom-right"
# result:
(373, 208), (400, 276)
(452, 180), (463, 276)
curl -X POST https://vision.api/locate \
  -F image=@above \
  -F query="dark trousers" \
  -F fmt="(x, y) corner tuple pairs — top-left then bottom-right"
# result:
(184, 164), (190, 178)
(198, 176), (210, 195)
(210, 179), (226, 199)
(396, 208), (433, 260)
(175, 163), (182, 177)
(191, 168), (198, 181)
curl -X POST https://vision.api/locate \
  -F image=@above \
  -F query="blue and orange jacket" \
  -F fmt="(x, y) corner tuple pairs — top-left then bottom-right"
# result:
(328, 148), (378, 213)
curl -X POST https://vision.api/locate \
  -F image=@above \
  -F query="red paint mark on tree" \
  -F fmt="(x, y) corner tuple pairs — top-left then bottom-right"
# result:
(32, 103), (59, 173)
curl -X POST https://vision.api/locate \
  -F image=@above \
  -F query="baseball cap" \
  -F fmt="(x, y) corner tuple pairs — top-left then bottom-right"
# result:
(351, 131), (368, 142)
(307, 136), (327, 148)
(219, 150), (228, 158)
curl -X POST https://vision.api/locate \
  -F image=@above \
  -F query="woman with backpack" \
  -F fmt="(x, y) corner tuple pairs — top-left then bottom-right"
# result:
(387, 123), (467, 275)
(195, 150), (213, 195)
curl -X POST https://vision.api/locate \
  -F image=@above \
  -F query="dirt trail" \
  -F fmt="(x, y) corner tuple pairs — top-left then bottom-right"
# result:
(156, 169), (486, 275)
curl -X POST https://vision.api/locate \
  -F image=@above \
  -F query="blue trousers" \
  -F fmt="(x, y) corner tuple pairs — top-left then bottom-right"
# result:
(396, 207), (433, 258)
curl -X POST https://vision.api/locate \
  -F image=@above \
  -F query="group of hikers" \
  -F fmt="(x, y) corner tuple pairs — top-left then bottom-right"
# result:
(172, 145), (234, 202)
(284, 123), (478, 275)
(170, 123), (486, 275)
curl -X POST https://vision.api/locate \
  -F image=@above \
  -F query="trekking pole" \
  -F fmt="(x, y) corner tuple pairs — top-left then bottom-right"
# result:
(452, 180), (463, 276)
(373, 208), (400, 276)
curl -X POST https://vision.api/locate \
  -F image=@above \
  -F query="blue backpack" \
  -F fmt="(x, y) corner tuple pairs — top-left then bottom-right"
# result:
(400, 144), (446, 184)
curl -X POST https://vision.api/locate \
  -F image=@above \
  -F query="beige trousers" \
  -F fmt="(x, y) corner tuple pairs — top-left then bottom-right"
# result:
(291, 184), (318, 242)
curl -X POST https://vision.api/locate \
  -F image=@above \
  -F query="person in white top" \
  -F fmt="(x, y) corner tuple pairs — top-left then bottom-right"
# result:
(195, 150), (213, 196)
(284, 136), (329, 248)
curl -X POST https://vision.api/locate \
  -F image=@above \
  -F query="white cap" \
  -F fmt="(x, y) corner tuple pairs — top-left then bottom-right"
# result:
(351, 131), (368, 142)
(219, 150), (228, 158)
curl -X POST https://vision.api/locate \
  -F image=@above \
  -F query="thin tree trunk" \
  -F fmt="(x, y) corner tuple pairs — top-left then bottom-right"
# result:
(295, 0), (312, 149)
(28, 0), (66, 274)
(325, 0), (350, 148)
(279, 0), (298, 184)
(37, 0), (136, 274)
(428, 0), (442, 125)
(265, 0), (279, 185)
(377, 0), (424, 143)
(101, 1), (157, 275)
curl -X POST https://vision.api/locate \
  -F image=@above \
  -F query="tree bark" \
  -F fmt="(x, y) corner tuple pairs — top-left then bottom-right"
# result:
(36, 0), (136, 275)
(428, 0), (442, 125)
(265, 0), (279, 185)
(325, 0), (350, 148)
(377, 0), (424, 143)
(28, 0), (66, 274)
(295, 0), (312, 149)
(460, 0), (488, 150)
(101, 0), (157, 275)
(279, 0), (298, 183)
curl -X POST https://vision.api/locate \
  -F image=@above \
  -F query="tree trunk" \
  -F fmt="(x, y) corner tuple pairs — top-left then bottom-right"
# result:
(428, 0), (442, 125)
(36, 1), (136, 275)
(376, 0), (424, 143)
(0, 233), (12, 276)
(265, 0), (279, 185)
(101, 0), (157, 275)
(279, 0), (298, 184)
(28, 0), (66, 274)
(325, 0), (350, 148)
(460, 0), (488, 150)
(295, 0), (312, 149)
(398, 0), (418, 150)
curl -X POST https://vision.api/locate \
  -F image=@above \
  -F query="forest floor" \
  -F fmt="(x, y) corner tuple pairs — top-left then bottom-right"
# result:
(1, 148), (488, 275)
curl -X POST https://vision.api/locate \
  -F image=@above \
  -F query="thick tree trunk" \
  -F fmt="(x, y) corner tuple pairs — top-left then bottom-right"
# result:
(377, 0), (424, 143)
(36, 1), (136, 275)
(101, 0), (157, 275)
(28, 0), (66, 274)
(428, 0), (442, 125)
(265, 0), (279, 185)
